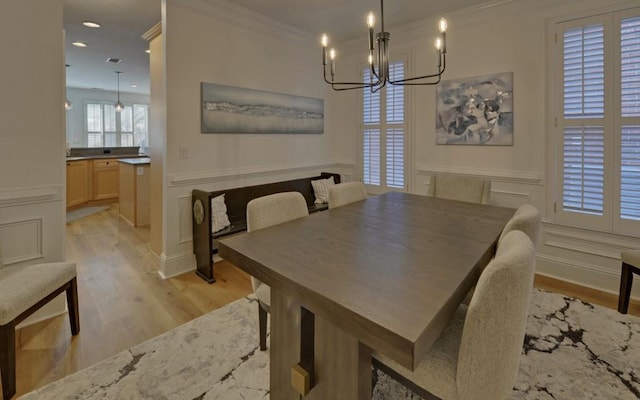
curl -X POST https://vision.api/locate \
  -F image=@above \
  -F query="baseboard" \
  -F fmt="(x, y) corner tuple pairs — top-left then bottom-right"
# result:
(536, 252), (640, 299)
(157, 251), (196, 279)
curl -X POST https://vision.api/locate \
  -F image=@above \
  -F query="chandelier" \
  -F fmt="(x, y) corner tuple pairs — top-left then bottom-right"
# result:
(321, 0), (448, 92)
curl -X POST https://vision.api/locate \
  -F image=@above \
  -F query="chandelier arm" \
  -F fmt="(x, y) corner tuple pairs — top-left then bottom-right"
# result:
(332, 84), (378, 91)
(323, 64), (386, 88)
(389, 74), (442, 86)
(388, 55), (446, 84)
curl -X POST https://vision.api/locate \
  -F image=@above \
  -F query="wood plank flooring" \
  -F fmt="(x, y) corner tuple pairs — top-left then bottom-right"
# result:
(11, 204), (639, 398)
(14, 205), (252, 398)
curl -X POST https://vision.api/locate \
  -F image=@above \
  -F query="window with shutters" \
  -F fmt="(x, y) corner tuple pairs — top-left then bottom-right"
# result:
(85, 101), (149, 148)
(362, 60), (406, 192)
(552, 7), (640, 236)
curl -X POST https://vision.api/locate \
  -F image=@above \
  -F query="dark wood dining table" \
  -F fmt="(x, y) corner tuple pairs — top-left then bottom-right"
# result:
(219, 191), (514, 399)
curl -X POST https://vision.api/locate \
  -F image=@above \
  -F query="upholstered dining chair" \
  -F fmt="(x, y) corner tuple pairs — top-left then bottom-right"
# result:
(0, 243), (79, 400)
(426, 174), (491, 204)
(618, 249), (640, 314)
(498, 204), (542, 246)
(328, 182), (367, 209)
(246, 192), (309, 350)
(374, 230), (536, 400)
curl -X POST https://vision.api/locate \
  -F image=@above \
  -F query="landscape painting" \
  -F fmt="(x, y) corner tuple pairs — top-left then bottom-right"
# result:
(201, 82), (324, 134)
(436, 72), (513, 145)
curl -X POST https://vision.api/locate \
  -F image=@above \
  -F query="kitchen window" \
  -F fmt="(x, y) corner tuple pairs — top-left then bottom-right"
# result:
(86, 102), (149, 148)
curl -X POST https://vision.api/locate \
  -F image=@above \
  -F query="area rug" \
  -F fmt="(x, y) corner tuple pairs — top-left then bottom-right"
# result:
(66, 206), (109, 224)
(20, 290), (640, 400)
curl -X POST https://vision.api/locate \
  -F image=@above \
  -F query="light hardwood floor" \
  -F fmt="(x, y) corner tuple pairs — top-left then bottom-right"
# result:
(12, 204), (639, 398)
(14, 204), (252, 398)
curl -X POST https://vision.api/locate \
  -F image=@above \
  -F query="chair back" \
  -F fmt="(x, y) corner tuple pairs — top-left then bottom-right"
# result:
(328, 182), (367, 209)
(427, 174), (491, 204)
(246, 192), (309, 290)
(498, 204), (541, 246)
(456, 230), (535, 400)
(621, 249), (640, 267)
(247, 192), (309, 232)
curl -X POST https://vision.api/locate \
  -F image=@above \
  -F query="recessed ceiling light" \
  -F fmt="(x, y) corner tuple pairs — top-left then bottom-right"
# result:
(83, 21), (101, 28)
(145, 49), (151, 54)
(72, 41), (87, 48)
(131, 84), (138, 88)
(106, 58), (122, 64)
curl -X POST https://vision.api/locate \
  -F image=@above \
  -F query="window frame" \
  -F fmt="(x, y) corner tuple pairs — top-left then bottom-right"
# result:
(83, 100), (149, 148)
(549, 5), (640, 237)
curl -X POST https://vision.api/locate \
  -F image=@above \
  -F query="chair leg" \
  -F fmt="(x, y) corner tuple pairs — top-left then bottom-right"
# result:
(258, 303), (268, 351)
(66, 278), (80, 335)
(618, 263), (633, 314)
(0, 321), (16, 400)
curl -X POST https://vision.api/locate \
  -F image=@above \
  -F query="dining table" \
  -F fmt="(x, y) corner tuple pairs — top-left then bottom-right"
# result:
(218, 191), (515, 399)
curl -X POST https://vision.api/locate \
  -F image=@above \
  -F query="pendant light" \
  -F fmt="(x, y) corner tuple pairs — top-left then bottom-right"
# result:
(65, 64), (72, 111)
(114, 71), (124, 112)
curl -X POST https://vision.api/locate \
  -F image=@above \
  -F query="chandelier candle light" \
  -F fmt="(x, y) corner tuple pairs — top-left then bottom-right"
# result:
(321, 0), (448, 92)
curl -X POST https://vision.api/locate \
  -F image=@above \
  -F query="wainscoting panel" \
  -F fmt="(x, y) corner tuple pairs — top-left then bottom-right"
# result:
(544, 224), (638, 261)
(0, 217), (43, 265)
(490, 189), (531, 208)
(177, 194), (193, 244)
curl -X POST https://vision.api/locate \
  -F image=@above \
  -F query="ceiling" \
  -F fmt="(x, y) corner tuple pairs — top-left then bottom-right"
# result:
(63, 0), (493, 95)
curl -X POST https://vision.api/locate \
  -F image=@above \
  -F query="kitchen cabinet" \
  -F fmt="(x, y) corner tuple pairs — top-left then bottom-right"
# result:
(66, 160), (90, 208)
(92, 159), (119, 200)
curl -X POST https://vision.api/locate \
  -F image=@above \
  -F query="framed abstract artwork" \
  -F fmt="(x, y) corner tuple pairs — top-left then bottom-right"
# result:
(201, 82), (324, 134)
(436, 72), (513, 145)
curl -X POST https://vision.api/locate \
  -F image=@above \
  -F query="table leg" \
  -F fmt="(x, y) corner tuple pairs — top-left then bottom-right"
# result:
(270, 289), (372, 399)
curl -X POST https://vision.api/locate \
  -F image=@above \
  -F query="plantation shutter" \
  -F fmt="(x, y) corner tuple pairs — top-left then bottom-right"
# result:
(86, 103), (103, 147)
(386, 62), (405, 189)
(363, 68), (381, 185)
(620, 16), (640, 221)
(561, 23), (605, 215)
(362, 60), (406, 190)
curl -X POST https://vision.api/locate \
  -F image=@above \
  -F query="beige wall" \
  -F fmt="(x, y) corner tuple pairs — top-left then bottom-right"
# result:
(0, 0), (68, 324)
(157, 0), (339, 277)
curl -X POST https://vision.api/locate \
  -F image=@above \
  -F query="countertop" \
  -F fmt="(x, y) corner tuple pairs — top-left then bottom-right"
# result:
(66, 154), (148, 161)
(118, 157), (151, 165)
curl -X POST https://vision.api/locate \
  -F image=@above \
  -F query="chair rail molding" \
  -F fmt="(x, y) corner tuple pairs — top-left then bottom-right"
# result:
(168, 161), (346, 187)
(0, 185), (61, 208)
(416, 164), (542, 185)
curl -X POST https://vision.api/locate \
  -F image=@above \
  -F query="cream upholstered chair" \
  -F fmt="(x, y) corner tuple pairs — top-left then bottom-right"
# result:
(498, 204), (542, 246)
(427, 174), (491, 204)
(246, 192), (309, 350)
(463, 203), (540, 306)
(618, 250), (640, 314)
(328, 182), (367, 209)
(0, 244), (79, 400)
(374, 230), (536, 400)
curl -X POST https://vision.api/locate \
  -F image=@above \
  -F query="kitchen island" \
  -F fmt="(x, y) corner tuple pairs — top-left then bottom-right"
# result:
(118, 158), (151, 227)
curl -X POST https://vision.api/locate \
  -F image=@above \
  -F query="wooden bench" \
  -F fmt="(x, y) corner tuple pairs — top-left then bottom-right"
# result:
(191, 172), (340, 283)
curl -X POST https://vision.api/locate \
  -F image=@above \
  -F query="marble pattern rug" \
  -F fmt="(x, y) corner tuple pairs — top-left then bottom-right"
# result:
(20, 290), (640, 400)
